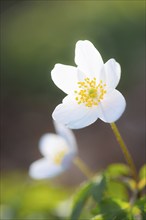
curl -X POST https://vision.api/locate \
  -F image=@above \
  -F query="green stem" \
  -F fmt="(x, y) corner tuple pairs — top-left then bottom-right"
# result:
(73, 156), (93, 180)
(110, 122), (138, 182)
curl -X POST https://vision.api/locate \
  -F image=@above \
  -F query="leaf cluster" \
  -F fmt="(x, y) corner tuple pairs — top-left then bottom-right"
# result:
(71, 164), (146, 220)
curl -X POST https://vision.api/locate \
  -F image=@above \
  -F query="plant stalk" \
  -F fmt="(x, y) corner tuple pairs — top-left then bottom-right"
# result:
(110, 122), (138, 182)
(73, 156), (93, 179)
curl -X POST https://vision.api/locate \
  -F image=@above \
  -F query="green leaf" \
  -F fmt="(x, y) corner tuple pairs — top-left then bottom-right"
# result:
(131, 205), (143, 220)
(139, 164), (146, 180)
(106, 163), (130, 178)
(138, 178), (146, 191)
(70, 174), (107, 220)
(91, 175), (106, 203)
(106, 178), (129, 200)
(92, 198), (129, 220)
(135, 197), (146, 219)
(70, 181), (94, 220)
(138, 165), (146, 191)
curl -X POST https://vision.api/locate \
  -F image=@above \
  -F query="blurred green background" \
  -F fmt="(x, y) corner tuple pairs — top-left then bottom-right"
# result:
(1, 0), (145, 219)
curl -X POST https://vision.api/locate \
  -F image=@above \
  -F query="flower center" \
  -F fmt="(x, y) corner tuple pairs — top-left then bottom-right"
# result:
(53, 149), (68, 165)
(74, 77), (107, 107)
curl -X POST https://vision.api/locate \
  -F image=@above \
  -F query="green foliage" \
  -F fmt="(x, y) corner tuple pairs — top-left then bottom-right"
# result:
(91, 197), (146, 220)
(70, 164), (146, 220)
(138, 165), (146, 192)
(70, 175), (107, 220)
(91, 175), (106, 203)
(139, 165), (146, 180)
(91, 215), (104, 220)
(71, 181), (94, 220)
(92, 198), (129, 220)
(135, 197), (146, 219)
(1, 172), (73, 220)
(1, 165), (146, 220)
(105, 163), (130, 178)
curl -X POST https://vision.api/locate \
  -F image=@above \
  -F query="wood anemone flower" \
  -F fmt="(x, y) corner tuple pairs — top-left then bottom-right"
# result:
(29, 121), (77, 179)
(51, 40), (126, 129)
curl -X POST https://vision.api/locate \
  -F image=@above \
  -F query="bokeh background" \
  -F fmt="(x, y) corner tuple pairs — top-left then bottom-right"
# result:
(1, 0), (145, 219)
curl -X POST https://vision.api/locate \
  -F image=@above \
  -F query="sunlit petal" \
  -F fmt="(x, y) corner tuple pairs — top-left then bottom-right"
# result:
(75, 40), (104, 78)
(104, 59), (121, 88)
(52, 94), (98, 129)
(51, 64), (78, 94)
(97, 90), (126, 123)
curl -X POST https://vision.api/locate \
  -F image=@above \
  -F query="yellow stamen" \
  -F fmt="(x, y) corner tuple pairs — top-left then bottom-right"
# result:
(74, 77), (107, 107)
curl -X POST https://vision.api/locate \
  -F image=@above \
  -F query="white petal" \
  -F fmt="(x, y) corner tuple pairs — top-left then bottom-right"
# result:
(53, 120), (78, 154)
(75, 40), (104, 78)
(104, 59), (121, 88)
(52, 94), (99, 129)
(29, 158), (64, 179)
(51, 64), (78, 94)
(39, 133), (69, 157)
(97, 90), (126, 123)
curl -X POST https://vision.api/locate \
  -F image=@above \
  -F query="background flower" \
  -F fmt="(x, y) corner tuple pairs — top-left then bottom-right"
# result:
(29, 121), (78, 179)
(52, 40), (126, 129)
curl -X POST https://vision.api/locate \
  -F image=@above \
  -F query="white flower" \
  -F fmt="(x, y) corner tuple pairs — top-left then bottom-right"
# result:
(29, 121), (78, 179)
(51, 40), (126, 129)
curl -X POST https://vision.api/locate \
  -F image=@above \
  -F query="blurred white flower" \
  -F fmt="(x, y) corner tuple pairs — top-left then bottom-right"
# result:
(51, 40), (126, 129)
(29, 121), (77, 179)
